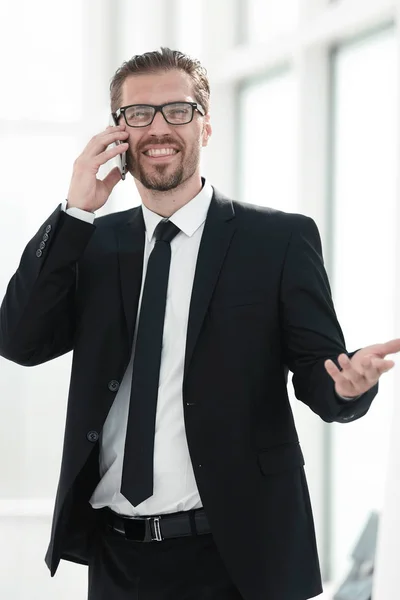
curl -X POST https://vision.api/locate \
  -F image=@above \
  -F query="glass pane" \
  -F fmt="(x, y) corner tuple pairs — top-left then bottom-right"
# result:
(238, 70), (298, 213)
(0, 0), (83, 122)
(0, 134), (81, 497)
(0, 134), (80, 255)
(246, 0), (300, 43)
(330, 27), (398, 582)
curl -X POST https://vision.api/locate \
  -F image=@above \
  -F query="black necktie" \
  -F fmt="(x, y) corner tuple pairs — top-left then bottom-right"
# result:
(121, 218), (181, 507)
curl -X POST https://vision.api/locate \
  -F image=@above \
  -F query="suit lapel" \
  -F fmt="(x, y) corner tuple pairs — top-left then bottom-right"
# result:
(116, 206), (146, 354)
(184, 190), (236, 378)
(116, 189), (236, 378)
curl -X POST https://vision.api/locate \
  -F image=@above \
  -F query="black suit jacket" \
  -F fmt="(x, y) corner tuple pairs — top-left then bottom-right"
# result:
(0, 188), (378, 600)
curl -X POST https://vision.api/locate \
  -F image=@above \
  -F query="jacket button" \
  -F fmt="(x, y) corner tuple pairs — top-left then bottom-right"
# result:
(108, 380), (120, 392)
(36, 249), (43, 258)
(39, 241), (46, 250)
(43, 233), (49, 241)
(45, 224), (52, 233)
(87, 431), (99, 443)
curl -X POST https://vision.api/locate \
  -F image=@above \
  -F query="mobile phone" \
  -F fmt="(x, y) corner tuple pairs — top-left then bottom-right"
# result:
(109, 113), (127, 180)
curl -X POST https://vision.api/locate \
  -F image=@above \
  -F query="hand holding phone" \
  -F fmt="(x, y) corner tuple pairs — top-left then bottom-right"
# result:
(66, 121), (129, 213)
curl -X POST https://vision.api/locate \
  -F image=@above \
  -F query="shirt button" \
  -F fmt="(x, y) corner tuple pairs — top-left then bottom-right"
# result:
(87, 431), (99, 443)
(108, 380), (120, 392)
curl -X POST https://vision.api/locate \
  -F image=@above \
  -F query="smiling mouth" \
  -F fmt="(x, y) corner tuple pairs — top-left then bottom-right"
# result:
(143, 148), (179, 159)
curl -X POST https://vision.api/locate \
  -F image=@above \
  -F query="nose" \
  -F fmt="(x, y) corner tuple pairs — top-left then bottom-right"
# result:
(148, 109), (172, 136)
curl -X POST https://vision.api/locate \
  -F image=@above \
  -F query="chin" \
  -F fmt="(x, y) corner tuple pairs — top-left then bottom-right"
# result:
(137, 166), (185, 192)
(141, 179), (182, 192)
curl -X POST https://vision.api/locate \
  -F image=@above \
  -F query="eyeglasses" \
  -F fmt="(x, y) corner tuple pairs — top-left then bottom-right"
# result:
(114, 102), (205, 128)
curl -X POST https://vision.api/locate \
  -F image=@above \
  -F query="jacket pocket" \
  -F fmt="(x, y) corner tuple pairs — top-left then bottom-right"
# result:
(257, 442), (305, 475)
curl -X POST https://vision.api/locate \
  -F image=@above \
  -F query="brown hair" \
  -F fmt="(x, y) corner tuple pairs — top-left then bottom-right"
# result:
(109, 47), (210, 115)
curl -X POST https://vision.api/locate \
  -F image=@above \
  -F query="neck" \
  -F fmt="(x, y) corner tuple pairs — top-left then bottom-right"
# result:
(135, 173), (203, 218)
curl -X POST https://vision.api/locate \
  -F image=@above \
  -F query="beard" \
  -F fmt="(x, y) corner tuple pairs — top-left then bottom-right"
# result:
(127, 140), (201, 192)
(136, 159), (185, 191)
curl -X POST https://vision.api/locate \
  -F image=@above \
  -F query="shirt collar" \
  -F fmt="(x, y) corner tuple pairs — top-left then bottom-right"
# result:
(141, 178), (213, 243)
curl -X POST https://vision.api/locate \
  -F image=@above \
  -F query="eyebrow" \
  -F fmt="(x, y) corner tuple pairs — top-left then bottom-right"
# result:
(123, 99), (193, 106)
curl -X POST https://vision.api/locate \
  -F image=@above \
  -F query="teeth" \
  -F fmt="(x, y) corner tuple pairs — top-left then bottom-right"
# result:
(145, 148), (177, 157)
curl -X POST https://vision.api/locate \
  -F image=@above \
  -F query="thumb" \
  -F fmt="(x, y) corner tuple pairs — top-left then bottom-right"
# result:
(102, 166), (122, 194)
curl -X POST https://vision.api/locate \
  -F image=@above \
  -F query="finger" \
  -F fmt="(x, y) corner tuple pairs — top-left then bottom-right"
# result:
(338, 353), (365, 386)
(104, 124), (125, 136)
(85, 130), (130, 159)
(338, 353), (358, 374)
(325, 359), (358, 394)
(100, 129), (129, 143)
(360, 356), (380, 384)
(373, 338), (400, 358)
(102, 166), (122, 193)
(361, 356), (394, 384)
(94, 142), (129, 169)
(371, 356), (395, 374)
(383, 338), (400, 355)
(325, 358), (346, 384)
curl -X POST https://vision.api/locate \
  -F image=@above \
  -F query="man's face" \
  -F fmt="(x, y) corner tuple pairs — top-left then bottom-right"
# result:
(120, 70), (211, 192)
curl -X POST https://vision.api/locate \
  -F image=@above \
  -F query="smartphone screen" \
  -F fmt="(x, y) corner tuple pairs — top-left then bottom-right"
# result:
(108, 113), (127, 180)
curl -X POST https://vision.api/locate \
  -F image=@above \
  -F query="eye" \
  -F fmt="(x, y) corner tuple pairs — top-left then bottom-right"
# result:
(126, 106), (153, 120)
(165, 105), (191, 120)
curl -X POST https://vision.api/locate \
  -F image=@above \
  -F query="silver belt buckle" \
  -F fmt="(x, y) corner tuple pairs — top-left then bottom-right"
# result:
(148, 516), (163, 542)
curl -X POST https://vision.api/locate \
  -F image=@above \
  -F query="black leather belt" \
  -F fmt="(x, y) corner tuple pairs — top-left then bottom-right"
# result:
(98, 506), (211, 542)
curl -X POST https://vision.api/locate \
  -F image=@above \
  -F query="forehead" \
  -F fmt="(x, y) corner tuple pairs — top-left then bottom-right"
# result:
(121, 70), (196, 106)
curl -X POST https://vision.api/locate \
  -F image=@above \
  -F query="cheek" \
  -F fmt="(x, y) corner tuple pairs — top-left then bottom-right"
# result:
(186, 129), (204, 150)
(128, 132), (143, 153)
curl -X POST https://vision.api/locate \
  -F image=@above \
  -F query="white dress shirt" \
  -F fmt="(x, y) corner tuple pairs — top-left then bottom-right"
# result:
(61, 181), (213, 516)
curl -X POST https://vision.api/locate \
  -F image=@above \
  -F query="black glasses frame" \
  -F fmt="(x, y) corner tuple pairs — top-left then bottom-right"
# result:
(113, 102), (205, 128)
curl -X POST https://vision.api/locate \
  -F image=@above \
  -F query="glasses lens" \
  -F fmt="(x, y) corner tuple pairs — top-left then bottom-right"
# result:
(125, 105), (155, 126)
(163, 103), (193, 124)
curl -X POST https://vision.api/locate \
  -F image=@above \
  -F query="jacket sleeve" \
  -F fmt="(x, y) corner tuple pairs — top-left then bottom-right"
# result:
(0, 204), (95, 366)
(279, 214), (378, 423)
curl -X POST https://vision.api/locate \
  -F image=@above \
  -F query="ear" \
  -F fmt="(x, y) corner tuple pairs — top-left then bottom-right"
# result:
(202, 114), (212, 147)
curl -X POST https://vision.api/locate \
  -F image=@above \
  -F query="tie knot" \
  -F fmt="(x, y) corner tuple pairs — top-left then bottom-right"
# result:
(153, 219), (181, 243)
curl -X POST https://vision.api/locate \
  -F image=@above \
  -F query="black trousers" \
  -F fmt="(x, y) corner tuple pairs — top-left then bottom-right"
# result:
(87, 515), (243, 599)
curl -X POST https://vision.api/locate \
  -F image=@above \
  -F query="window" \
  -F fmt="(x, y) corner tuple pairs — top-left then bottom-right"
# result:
(238, 70), (299, 213)
(330, 26), (397, 582)
(0, 0), (83, 122)
(244, 0), (300, 43)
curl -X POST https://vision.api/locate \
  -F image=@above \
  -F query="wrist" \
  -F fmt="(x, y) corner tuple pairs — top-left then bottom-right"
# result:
(335, 386), (361, 401)
(66, 200), (94, 214)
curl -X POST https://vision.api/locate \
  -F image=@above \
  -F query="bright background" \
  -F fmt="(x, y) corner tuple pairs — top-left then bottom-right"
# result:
(0, 0), (399, 598)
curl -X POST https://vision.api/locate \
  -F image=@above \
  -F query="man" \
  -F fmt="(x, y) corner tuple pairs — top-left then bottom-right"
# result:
(0, 47), (398, 600)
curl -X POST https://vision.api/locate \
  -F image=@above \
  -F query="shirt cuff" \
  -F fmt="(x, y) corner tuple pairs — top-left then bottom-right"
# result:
(335, 391), (362, 401)
(62, 201), (96, 224)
